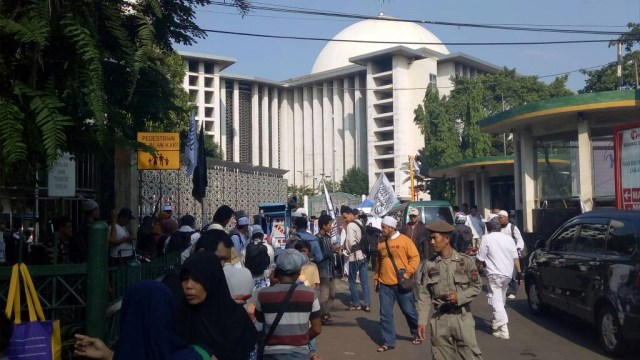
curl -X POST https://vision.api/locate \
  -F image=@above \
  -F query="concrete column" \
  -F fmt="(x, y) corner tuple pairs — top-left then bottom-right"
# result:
(364, 64), (377, 190)
(220, 79), (227, 160)
(333, 79), (344, 184)
(520, 129), (537, 232)
(279, 90), (290, 176)
(577, 119), (594, 211)
(261, 85), (269, 167)
(312, 85), (323, 178)
(459, 174), (468, 206)
(322, 82), (333, 177)
(354, 76), (367, 175)
(392, 55), (412, 199)
(343, 77), (355, 172)
(232, 81), (240, 163)
(480, 171), (491, 218)
(213, 65), (221, 147)
(303, 87), (313, 187)
(472, 172), (480, 207)
(251, 84), (260, 165)
(294, 88), (304, 185)
(455, 177), (463, 206)
(271, 88), (279, 168)
(513, 132), (522, 211)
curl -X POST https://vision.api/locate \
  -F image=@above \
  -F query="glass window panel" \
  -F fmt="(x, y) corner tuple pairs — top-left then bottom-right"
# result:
(607, 219), (637, 256)
(535, 140), (580, 200)
(549, 223), (580, 252)
(573, 223), (607, 255)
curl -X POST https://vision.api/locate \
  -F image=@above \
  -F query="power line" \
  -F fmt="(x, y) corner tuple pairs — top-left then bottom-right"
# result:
(202, 28), (616, 46)
(210, 1), (630, 36)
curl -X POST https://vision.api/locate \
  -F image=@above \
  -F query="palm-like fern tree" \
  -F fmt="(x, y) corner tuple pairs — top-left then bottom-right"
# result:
(0, 0), (248, 184)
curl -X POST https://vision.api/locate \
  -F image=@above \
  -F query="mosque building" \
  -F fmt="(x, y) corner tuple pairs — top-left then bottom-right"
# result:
(181, 15), (502, 199)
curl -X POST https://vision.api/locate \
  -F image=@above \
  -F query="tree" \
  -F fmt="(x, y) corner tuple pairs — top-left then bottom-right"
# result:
(0, 0), (249, 183)
(203, 136), (224, 160)
(414, 85), (461, 202)
(580, 50), (640, 93)
(287, 185), (317, 201)
(340, 167), (369, 196)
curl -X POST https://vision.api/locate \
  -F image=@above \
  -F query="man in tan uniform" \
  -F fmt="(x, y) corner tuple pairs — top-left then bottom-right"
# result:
(416, 219), (483, 359)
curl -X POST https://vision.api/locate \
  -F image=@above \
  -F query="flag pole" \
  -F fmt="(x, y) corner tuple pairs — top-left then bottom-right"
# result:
(409, 155), (415, 201)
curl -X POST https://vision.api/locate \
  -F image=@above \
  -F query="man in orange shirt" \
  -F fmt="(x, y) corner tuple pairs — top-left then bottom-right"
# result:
(374, 216), (421, 352)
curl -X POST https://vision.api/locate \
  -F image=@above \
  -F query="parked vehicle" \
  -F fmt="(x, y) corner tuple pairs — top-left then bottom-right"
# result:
(525, 210), (640, 355)
(386, 200), (454, 230)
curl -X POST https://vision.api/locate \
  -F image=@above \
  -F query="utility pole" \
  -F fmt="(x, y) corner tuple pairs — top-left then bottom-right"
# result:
(501, 94), (506, 156)
(617, 41), (623, 90)
(409, 155), (416, 201)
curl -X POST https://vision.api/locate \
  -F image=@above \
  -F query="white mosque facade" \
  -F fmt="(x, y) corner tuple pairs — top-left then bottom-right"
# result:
(181, 17), (502, 199)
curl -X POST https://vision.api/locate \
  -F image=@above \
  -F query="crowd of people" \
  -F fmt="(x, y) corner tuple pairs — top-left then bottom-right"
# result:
(0, 199), (528, 360)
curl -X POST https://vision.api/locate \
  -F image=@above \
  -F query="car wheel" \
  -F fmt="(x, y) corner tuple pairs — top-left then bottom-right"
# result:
(598, 304), (627, 356)
(526, 280), (548, 316)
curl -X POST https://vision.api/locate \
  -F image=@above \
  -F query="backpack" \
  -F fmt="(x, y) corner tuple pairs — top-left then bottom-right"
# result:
(510, 223), (528, 258)
(165, 230), (195, 255)
(352, 221), (379, 257)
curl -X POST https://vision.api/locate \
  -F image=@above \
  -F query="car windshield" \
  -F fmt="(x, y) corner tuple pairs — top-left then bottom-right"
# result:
(407, 206), (453, 225)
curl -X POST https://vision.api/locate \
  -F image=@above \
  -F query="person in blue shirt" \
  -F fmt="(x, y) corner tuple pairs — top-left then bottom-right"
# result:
(294, 217), (323, 263)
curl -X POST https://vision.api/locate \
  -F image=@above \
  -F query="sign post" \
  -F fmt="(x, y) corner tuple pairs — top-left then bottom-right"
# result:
(614, 121), (640, 210)
(137, 132), (180, 170)
(48, 152), (76, 197)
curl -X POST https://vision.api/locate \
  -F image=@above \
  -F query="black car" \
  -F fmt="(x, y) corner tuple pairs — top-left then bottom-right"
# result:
(525, 210), (640, 355)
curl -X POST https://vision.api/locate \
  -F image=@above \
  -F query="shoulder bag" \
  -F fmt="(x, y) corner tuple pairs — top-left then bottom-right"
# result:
(257, 283), (299, 360)
(384, 238), (415, 291)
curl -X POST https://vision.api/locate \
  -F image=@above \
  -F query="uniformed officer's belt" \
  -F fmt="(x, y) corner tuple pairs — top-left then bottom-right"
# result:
(435, 303), (470, 315)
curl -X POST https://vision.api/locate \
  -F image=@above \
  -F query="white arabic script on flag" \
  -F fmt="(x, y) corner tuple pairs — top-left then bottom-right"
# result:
(367, 173), (398, 217)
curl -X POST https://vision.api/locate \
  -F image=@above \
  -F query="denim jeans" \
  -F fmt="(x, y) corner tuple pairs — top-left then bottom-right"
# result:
(308, 338), (317, 354)
(348, 258), (371, 306)
(379, 284), (418, 347)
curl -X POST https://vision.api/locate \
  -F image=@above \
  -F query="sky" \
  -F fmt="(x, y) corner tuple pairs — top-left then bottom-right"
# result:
(175, 0), (640, 91)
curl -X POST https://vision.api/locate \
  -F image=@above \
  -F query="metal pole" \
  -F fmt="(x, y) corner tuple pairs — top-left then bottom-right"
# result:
(86, 220), (108, 338)
(501, 94), (506, 156)
(634, 56), (639, 90)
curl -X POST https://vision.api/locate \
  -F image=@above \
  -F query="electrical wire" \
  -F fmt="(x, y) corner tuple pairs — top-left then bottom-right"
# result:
(209, 1), (631, 36)
(202, 28), (617, 46)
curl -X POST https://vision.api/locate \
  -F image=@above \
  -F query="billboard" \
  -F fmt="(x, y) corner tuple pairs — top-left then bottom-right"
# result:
(614, 121), (640, 210)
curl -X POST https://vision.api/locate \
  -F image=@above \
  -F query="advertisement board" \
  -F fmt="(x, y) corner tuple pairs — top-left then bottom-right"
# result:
(614, 121), (640, 210)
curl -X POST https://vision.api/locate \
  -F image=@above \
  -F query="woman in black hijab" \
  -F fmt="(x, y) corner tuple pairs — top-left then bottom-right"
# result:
(176, 251), (257, 360)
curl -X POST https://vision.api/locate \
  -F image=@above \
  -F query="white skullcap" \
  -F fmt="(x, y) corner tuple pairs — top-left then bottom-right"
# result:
(498, 210), (509, 217)
(382, 216), (397, 228)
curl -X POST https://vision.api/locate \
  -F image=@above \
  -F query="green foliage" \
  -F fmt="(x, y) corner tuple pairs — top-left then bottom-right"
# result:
(287, 185), (317, 200)
(0, 0), (249, 179)
(203, 136), (224, 160)
(580, 50), (640, 93)
(340, 167), (369, 196)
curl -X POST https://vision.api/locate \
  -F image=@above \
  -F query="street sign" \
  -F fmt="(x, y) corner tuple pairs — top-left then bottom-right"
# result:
(137, 132), (180, 170)
(270, 220), (287, 250)
(614, 122), (640, 209)
(48, 152), (76, 197)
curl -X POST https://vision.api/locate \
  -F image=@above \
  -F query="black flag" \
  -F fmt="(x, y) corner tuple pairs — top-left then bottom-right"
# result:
(192, 122), (207, 203)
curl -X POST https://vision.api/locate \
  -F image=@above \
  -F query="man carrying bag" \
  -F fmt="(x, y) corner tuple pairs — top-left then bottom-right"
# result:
(373, 216), (421, 352)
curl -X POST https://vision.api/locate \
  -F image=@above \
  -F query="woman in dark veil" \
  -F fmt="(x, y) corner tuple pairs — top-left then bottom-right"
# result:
(176, 251), (257, 360)
(74, 280), (211, 359)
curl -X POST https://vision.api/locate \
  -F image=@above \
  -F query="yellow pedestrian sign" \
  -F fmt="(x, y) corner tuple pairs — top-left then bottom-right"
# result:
(137, 132), (180, 170)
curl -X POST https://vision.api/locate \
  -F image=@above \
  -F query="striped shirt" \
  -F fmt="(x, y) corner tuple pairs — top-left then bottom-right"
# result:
(256, 283), (321, 355)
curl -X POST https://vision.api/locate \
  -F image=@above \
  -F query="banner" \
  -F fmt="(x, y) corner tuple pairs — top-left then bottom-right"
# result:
(185, 110), (198, 177)
(192, 122), (208, 203)
(367, 173), (398, 217)
(322, 181), (339, 244)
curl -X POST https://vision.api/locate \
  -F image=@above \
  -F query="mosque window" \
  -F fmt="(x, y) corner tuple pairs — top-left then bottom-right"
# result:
(225, 82), (234, 161)
(429, 73), (437, 85)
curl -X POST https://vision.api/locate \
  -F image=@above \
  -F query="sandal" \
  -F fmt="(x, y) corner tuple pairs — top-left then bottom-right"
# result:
(345, 306), (360, 311)
(376, 345), (395, 352)
(361, 305), (371, 312)
(309, 354), (321, 360)
(321, 315), (333, 325)
(412, 338), (423, 345)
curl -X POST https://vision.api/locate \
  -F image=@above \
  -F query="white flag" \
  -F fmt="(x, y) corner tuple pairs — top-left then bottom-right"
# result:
(185, 110), (198, 177)
(367, 173), (398, 217)
(322, 181), (339, 244)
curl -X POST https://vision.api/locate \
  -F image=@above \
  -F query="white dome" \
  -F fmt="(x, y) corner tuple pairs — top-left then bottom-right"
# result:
(311, 17), (449, 74)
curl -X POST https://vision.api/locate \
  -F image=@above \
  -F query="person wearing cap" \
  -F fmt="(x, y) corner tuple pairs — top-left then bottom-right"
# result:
(374, 216), (420, 352)
(255, 249), (322, 359)
(402, 207), (431, 261)
(416, 219), (483, 359)
(230, 214), (251, 263)
(162, 204), (173, 214)
(341, 205), (371, 312)
(76, 199), (101, 262)
(498, 210), (526, 299)
(453, 213), (474, 252)
(247, 224), (274, 265)
(476, 217), (523, 340)
(108, 208), (137, 266)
